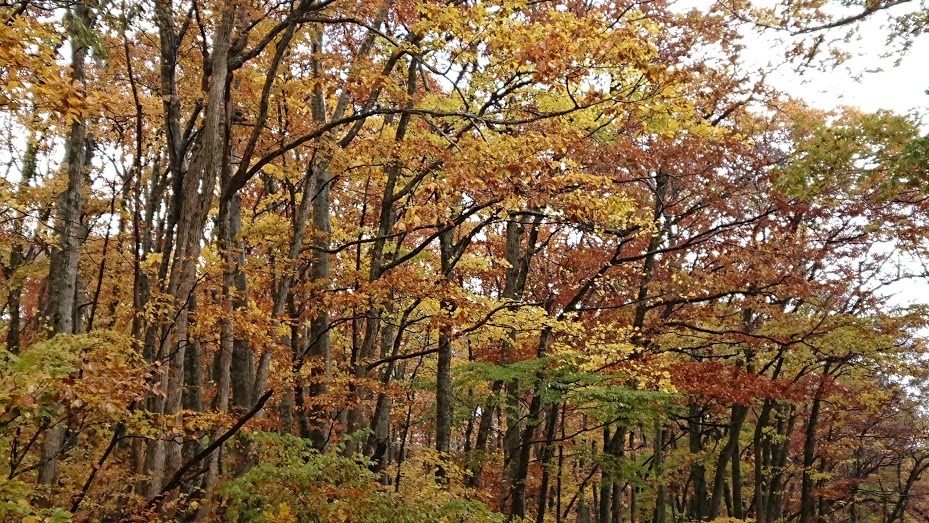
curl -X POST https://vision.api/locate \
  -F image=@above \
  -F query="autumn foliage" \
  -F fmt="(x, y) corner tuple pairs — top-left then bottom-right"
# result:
(0, 0), (928, 522)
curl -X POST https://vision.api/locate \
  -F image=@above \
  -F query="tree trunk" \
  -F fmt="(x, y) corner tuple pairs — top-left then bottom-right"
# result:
(199, 188), (242, 510)
(536, 403), (560, 523)
(39, 0), (92, 488)
(435, 227), (455, 473)
(888, 456), (929, 523)
(469, 379), (503, 488)
(731, 424), (743, 520)
(753, 399), (774, 523)
(766, 404), (795, 523)
(600, 425), (625, 523)
(344, 57), (417, 455)
(230, 192), (254, 410)
(365, 300), (399, 471)
(654, 421), (667, 523)
(145, 0), (234, 499)
(709, 404), (748, 518)
(5, 133), (38, 353)
(688, 403), (708, 520)
(305, 24), (333, 450)
(253, 163), (315, 404)
(510, 329), (552, 519)
(800, 364), (831, 523)
(599, 426), (613, 523)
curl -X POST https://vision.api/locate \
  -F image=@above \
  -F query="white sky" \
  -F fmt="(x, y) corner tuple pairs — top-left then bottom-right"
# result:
(670, 1), (929, 117)
(756, 17), (929, 119)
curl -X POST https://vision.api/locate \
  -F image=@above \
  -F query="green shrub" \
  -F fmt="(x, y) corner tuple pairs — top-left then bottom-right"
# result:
(219, 432), (506, 523)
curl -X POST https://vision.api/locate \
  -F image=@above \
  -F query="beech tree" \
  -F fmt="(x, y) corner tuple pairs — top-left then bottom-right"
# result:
(0, 0), (927, 522)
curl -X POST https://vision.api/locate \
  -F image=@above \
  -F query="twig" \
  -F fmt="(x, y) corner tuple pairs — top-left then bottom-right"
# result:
(135, 390), (273, 517)
(71, 423), (123, 513)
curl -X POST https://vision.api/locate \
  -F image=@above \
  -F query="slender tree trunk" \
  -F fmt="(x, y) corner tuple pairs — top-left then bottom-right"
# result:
(654, 421), (667, 523)
(599, 426), (613, 523)
(344, 57), (416, 455)
(230, 190), (254, 410)
(499, 214), (541, 493)
(731, 426), (743, 519)
(199, 189), (242, 510)
(5, 133), (38, 353)
(469, 379), (503, 488)
(510, 329), (552, 520)
(536, 403), (560, 523)
(39, 0), (92, 489)
(612, 424), (626, 523)
(436, 319), (454, 448)
(253, 164), (314, 403)
(365, 300), (399, 471)
(709, 404), (748, 518)
(305, 24), (334, 450)
(393, 356), (423, 491)
(250, 6), (393, 418)
(688, 403), (708, 520)
(888, 456), (929, 523)
(753, 399), (774, 523)
(182, 292), (203, 412)
(612, 481), (623, 523)
(801, 364), (831, 523)
(766, 404), (795, 523)
(578, 493), (590, 523)
(435, 227), (455, 473)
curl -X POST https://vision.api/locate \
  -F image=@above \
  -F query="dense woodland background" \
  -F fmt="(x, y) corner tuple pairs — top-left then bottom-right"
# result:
(2, 0), (929, 521)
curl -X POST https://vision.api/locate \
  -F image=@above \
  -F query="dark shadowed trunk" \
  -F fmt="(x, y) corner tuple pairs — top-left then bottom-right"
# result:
(436, 226), (455, 469)
(688, 403), (708, 520)
(709, 404), (748, 518)
(800, 363), (831, 523)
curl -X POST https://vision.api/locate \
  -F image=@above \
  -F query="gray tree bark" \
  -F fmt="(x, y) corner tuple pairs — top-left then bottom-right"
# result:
(144, 0), (235, 499)
(39, 0), (92, 489)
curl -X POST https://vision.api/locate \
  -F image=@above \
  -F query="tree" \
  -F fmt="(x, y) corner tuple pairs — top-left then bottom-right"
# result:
(1, 0), (928, 521)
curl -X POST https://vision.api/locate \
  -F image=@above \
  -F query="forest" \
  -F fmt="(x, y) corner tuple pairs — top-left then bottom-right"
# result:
(2, 0), (929, 521)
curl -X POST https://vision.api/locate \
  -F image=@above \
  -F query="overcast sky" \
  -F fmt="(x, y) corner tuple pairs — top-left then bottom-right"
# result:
(760, 17), (929, 119)
(670, 1), (929, 118)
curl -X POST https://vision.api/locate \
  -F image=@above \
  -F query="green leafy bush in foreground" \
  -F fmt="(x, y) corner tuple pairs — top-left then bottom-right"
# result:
(219, 432), (507, 523)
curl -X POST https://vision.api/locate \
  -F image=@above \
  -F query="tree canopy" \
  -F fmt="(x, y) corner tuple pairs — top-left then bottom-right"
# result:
(0, 0), (928, 522)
